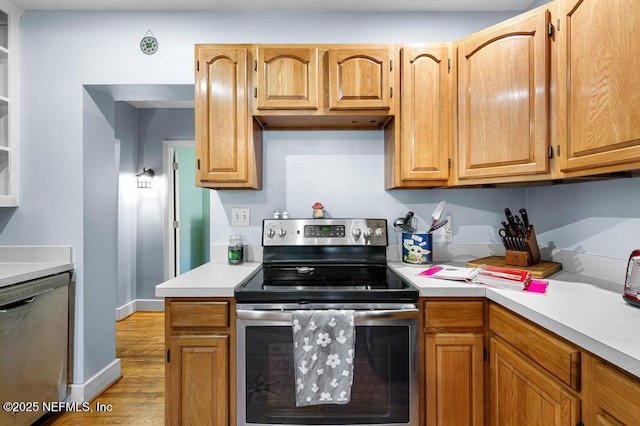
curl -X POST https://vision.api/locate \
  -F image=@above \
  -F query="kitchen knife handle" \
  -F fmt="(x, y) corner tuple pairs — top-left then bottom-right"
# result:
(505, 208), (518, 232)
(519, 208), (529, 229)
(514, 216), (526, 237)
(501, 220), (516, 237)
(505, 208), (514, 223)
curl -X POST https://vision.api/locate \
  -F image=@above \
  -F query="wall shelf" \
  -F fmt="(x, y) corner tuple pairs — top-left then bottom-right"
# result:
(0, 5), (16, 206)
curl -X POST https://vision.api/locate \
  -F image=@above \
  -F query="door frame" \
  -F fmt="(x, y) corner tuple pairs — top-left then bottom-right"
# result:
(162, 140), (195, 281)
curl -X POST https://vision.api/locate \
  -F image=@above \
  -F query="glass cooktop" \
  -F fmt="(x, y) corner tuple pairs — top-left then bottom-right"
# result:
(235, 264), (418, 303)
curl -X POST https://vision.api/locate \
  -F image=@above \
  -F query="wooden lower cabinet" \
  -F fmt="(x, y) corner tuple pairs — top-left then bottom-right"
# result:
(168, 335), (229, 425)
(426, 333), (484, 426)
(161, 297), (640, 426)
(489, 304), (581, 426)
(165, 298), (235, 426)
(421, 299), (485, 426)
(584, 354), (640, 425)
(490, 337), (580, 425)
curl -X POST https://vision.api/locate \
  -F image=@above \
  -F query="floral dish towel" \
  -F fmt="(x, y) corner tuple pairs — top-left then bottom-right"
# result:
(291, 309), (355, 407)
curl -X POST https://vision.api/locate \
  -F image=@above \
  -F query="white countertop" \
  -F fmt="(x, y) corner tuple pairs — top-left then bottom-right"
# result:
(155, 261), (262, 298)
(155, 256), (640, 379)
(0, 246), (74, 288)
(390, 263), (640, 379)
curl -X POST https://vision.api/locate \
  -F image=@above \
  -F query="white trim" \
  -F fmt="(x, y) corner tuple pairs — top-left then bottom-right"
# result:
(115, 299), (164, 321)
(161, 139), (195, 282)
(68, 358), (121, 403)
(115, 300), (136, 321)
(136, 298), (165, 312)
(0, 0), (22, 206)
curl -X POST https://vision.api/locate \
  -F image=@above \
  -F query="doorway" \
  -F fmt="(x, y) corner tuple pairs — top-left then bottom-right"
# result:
(163, 141), (210, 279)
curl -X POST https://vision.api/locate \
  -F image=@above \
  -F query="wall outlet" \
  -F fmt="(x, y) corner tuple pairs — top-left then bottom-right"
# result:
(231, 208), (250, 227)
(441, 215), (453, 244)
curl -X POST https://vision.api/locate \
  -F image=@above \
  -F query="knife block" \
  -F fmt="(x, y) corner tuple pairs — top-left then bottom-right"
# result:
(505, 225), (541, 267)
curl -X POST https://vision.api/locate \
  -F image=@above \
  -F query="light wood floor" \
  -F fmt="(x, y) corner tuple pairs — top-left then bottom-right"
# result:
(44, 312), (165, 425)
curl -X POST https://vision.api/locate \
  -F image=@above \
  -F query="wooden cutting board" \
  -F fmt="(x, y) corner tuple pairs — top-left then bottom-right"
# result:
(466, 256), (562, 279)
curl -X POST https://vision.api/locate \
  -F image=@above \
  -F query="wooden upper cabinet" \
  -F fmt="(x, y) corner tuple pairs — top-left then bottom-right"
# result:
(329, 46), (392, 110)
(255, 46), (319, 110)
(557, 0), (640, 176)
(456, 7), (551, 181)
(195, 45), (262, 189)
(400, 44), (451, 182)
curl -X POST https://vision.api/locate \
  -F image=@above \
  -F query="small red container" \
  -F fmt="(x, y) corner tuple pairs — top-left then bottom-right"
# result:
(623, 249), (640, 308)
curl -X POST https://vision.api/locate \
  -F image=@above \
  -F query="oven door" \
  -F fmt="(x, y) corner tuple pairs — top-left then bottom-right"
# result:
(236, 304), (419, 426)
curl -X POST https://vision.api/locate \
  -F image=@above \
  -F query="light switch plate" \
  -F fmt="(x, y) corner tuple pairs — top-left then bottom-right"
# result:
(441, 215), (452, 244)
(231, 208), (250, 227)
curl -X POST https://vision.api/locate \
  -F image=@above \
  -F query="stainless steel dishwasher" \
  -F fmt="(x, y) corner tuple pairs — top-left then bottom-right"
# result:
(0, 272), (71, 425)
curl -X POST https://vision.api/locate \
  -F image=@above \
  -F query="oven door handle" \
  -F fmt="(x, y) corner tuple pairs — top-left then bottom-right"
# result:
(236, 308), (419, 322)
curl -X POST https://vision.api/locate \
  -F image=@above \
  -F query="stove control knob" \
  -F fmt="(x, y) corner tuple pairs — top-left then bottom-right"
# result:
(278, 228), (287, 238)
(266, 228), (275, 238)
(374, 227), (384, 237)
(352, 228), (362, 238)
(363, 227), (373, 238)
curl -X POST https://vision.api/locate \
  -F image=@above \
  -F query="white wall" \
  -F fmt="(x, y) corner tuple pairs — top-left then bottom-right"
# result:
(136, 108), (195, 299)
(82, 88), (119, 377)
(3, 6), (638, 389)
(8, 9), (516, 384)
(211, 131), (526, 258)
(115, 102), (139, 309)
(527, 178), (640, 260)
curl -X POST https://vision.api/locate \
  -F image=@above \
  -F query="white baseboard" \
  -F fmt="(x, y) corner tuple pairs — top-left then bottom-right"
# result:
(115, 299), (164, 321)
(68, 358), (121, 403)
(136, 299), (165, 312)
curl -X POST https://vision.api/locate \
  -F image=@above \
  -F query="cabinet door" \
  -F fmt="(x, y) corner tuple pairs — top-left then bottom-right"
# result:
(255, 46), (318, 110)
(195, 45), (261, 189)
(168, 335), (229, 426)
(588, 357), (640, 425)
(457, 8), (550, 180)
(557, 0), (640, 175)
(400, 45), (451, 182)
(490, 337), (580, 426)
(329, 47), (391, 110)
(425, 333), (484, 426)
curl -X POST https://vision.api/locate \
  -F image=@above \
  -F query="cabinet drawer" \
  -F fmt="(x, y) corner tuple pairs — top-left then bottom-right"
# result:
(592, 359), (640, 424)
(169, 301), (230, 328)
(489, 304), (580, 390)
(423, 300), (484, 330)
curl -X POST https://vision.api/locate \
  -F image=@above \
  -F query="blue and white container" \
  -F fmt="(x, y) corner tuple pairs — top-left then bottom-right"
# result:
(402, 232), (433, 266)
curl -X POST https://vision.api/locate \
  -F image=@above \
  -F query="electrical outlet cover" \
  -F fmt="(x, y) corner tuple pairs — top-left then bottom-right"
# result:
(231, 208), (250, 227)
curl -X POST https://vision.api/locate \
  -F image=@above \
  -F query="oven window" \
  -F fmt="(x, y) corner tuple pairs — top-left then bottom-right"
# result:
(243, 325), (411, 425)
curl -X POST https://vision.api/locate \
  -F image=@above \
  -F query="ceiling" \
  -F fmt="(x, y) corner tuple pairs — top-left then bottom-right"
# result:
(11, 0), (536, 12)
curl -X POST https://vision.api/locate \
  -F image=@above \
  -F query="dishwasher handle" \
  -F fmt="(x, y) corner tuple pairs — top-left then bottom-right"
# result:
(236, 308), (419, 322)
(0, 287), (53, 313)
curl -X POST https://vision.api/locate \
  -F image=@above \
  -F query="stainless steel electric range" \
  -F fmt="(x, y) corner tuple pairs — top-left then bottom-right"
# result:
(235, 218), (419, 426)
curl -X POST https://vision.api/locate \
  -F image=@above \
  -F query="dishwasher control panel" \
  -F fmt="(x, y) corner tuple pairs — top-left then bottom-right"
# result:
(0, 272), (70, 306)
